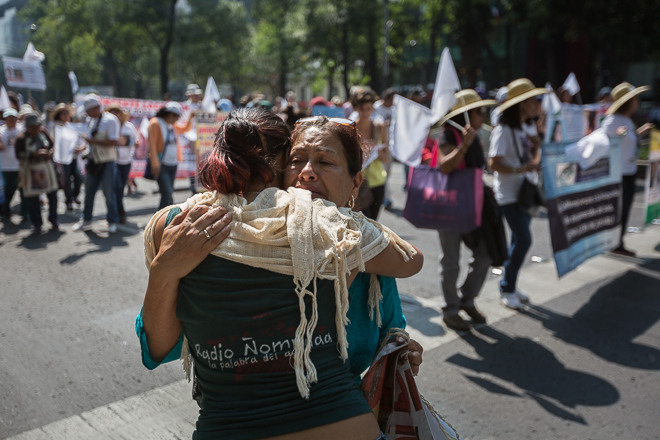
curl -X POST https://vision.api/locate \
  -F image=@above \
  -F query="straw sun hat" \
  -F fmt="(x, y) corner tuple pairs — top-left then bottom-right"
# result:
(104, 103), (130, 124)
(495, 78), (549, 115)
(606, 82), (649, 116)
(51, 103), (73, 121)
(439, 89), (497, 125)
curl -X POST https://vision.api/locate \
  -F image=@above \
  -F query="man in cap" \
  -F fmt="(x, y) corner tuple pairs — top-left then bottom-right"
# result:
(14, 113), (58, 232)
(0, 108), (27, 220)
(72, 94), (120, 233)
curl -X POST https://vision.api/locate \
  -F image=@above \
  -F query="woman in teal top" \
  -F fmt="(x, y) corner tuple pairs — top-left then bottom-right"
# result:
(142, 109), (424, 440)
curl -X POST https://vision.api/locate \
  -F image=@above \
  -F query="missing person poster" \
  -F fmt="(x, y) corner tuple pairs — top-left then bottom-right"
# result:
(644, 129), (660, 225)
(542, 137), (623, 277)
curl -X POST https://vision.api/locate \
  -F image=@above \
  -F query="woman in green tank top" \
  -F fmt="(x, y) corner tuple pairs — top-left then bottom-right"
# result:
(142, 109), (424, 440)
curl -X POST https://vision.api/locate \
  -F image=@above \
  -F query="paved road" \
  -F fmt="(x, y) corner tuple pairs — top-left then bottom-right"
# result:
(1, 163), (659, 439)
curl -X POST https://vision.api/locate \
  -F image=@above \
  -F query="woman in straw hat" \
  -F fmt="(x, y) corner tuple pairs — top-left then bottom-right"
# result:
(422, 89), (497, 330)
(51, 103), (84, 211)
(602, 82), (654, 257)
(488, 78), (549, 310)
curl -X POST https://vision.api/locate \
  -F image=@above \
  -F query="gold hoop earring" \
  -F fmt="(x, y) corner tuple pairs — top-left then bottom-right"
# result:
(348, 195), (355, 209)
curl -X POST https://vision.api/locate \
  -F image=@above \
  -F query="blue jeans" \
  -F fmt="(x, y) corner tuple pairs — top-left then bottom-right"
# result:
(115, 163), (132, 216)
(500, 203), (532, 293)
(83, 161), (119, 223)
(157, 164), (177, 210)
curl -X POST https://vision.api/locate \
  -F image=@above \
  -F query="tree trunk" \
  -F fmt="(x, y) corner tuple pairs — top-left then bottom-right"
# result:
(159, 0), (178, 96)
(366, 0), (379, 92)
(327, 62), (335, 99)
(104, 49), (121, 96)
(342, 18), (350, 97)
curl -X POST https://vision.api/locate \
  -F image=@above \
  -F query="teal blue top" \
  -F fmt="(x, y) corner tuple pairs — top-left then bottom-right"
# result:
(136, 209), (407, 383)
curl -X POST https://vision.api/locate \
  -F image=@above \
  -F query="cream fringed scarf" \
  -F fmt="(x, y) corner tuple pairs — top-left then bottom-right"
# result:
(144, 187), (417, 398)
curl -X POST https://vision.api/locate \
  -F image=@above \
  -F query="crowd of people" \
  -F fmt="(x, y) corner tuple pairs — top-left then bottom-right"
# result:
(0, 75), (656, 438)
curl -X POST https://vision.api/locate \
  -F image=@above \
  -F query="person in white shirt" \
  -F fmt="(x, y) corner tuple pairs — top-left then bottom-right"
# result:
(106, 104), (138, 224)
(72, 94), (120, 233)
(0, 108), (27, 220)
(51, 103), (84, 211)
(601, 82), (654, 257)
(488, 79), (549, 310)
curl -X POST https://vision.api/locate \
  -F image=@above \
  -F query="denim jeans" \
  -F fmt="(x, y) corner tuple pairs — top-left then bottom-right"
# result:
(62, 161), (82, 205)
(438, 229), (492, 317)
(500, 203), (532, 293)
(1, 171), (28, 217)
(115, 163), (132, 216)
(157, 164), (177, 210)
(26, 191), (58, 229)
(83, 161), (118, 223)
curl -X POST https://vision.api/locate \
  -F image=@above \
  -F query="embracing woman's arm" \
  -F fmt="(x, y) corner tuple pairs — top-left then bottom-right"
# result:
(142, 205), (232, 362)
(362, 242), (424, 278)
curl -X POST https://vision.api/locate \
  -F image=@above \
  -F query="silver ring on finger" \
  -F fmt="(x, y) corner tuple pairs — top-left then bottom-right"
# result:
(202, 228), (211, 240)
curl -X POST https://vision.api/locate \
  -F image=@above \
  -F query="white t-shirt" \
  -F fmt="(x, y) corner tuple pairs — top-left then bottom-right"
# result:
(116, 122), (138, 165)
(88, 112), (120, 142)
(0, 125), (23, 171)
(601, 114), (638, 176)
(161, 125), (179, 166)
(488, 124), (528, 205)
(373, 101), (393, 123)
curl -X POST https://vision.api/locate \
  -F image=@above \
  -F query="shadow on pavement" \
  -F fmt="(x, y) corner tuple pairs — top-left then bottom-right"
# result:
(59, 229), (136, 265)
(400, 293), (446, 338)
(520, 257), (660, 371)
(446, 326), (619, 423)
(18, 229), (66, 250)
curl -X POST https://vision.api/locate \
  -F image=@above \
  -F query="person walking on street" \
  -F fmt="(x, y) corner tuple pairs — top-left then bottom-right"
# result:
(147, 102), (192, 210)
(602, 82), (654, 257)
(426, 90), (497, 330)
(72, 94), (120, 233)
(488, 79), (549, 310)
(106, 104), (138, 224)
(51, 104), (84, 211)
(0, 108), (27, 221)
(14, 113), (59, 233)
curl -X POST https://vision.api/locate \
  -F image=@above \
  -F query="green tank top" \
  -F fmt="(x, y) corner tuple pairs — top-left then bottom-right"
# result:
(168, 208), (372, 440)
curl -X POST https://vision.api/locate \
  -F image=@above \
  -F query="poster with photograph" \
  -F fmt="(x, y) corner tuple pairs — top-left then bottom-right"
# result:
(644, 129), (660, 225)
(542, 137), (623, 277)
(22, 161), (59, 197)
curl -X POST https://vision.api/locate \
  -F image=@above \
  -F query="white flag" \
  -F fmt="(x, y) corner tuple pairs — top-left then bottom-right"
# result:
(23, 42), (45, 63)
(430, 48), (461, 124)
(0, 86), (10, 110)
(389, 95), (433, 167)
(68, 71), (79, 94)
(562, 72), (580, 96)
(201, 76), (220, 113)
(542, 82), (562, 115)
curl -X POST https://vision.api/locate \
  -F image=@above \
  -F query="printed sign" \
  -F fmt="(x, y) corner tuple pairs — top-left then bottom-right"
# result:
(194, 120), (224, 191)
(644, 129), (660, 225)
(2, 56), (46, 91)
(542, 137), (623, 277)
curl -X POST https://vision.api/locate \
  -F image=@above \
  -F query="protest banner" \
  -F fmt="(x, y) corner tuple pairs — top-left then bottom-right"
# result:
(194, 114), (226, 191)
(542, 136), (623, 277)
(97, 96), (190, 118)
(644, 129), (660, 225)
(2, 56), (46, 91)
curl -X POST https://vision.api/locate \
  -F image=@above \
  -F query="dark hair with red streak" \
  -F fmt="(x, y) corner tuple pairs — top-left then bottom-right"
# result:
(290, 117), (365, 177)
(199, 108), (291, 194)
